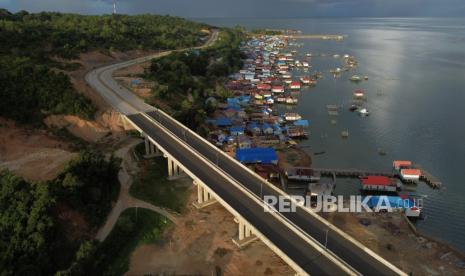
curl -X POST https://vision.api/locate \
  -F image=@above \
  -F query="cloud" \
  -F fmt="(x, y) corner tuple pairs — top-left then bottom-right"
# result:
(3, 0), (465, 17)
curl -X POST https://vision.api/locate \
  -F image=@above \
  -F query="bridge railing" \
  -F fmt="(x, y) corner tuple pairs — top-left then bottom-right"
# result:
(150, 108), (406, 276)
(130, 113), (358, 276)
(138, 112), (360, 275)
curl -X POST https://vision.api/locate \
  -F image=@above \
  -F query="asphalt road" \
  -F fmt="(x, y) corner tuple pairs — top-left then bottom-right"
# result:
(146, 110), (405, 276)
(86, 30), (405, 275)
(128, 113), (353, 276)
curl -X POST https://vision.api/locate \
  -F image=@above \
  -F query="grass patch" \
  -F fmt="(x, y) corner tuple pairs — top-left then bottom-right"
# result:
(129, 144), (191, 213)
(99, 208), (170, 275)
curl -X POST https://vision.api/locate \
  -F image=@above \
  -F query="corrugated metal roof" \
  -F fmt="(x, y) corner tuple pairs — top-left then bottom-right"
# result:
(235, 148), (278, 164)
(361, 176), (392, 186)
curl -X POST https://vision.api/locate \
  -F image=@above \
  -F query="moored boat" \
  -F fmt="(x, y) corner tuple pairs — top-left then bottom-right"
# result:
(350, 75), (362, 82)
(284, 112), (302, 121)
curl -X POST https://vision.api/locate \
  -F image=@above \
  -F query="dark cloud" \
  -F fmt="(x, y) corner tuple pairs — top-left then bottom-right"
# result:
(2, 0), (464, 17)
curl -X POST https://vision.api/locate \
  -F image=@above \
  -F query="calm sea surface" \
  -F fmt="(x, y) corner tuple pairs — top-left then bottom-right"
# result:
(195, 17), (465, 252)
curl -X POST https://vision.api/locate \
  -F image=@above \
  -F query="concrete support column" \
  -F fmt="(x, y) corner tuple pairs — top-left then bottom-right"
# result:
(166, 156), (186, 180)
(150, 143), (155, 155)
(154, 145), (161, 156)
(203, 186), (209, 202)
(245, 226), (252, 238)
(173, 162), (179, 175)
(167, 157), (173, 177)
(233, 218), (258, 248)
(144, 136), (150, 156)
(239, 220), (245, 240)
(197, 182), (203, 204)
(193, 180), (217, 209)
(144, 135), (161, 158)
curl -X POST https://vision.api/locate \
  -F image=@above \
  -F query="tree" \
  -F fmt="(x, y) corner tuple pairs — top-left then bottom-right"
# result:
(0, 170), (55, 275)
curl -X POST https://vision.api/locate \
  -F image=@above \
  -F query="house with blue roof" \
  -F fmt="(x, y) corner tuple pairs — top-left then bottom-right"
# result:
(215, 118), (232, 127)
(247, 122), (261, 135)
(235, 148), (278, 165)
(294, 119), (310, 128)
(230, 126), (245, 136)
(262, 123), (274, 135)
(273, 125), (283, 135)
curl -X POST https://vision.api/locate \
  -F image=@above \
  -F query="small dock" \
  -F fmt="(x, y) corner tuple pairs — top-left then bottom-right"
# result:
(295, 35), (344, 40)
(279, 35), (344, 40)
(313, 167), (442, 190)
(313, 168), (397, 178)
(412, 164), (442, 189)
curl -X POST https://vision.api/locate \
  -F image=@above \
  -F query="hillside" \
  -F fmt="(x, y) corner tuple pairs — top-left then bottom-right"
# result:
(0, 9), (209, 124)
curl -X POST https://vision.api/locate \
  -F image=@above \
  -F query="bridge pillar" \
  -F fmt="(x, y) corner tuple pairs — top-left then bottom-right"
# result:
(167, 156), (186, 180)
(143, 135), (161, 158)
(233, 218), (258, 248)
(193, 180), (217, 209)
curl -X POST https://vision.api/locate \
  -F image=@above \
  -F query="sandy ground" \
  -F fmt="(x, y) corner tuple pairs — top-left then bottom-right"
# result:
(126, 190), (294, 276)
(44, 50), (156, 143)
(325, 211), (465, 275)
(0, 118), (77, 181)
(0, 51), (150, 181)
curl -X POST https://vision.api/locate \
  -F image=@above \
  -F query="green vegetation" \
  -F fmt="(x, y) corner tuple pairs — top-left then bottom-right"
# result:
(0, 171), (55, 275)
(130, 144), (190, 213)
(251, 28), (283, 35)
(146, 28), (244, 132)
(0, 56), (95, 124)
(59, 208), (170, 276)
(0, 9), (208, 59)
(0, 9), (210, 124)
(0, 149), (121, 275)
(52, 150), (121, 227)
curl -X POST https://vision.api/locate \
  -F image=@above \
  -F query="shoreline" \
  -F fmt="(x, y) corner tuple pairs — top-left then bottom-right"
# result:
(113, 29), (465, 273)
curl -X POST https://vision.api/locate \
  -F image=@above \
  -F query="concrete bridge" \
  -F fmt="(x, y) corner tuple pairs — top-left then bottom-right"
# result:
(85, 31), (406, 276)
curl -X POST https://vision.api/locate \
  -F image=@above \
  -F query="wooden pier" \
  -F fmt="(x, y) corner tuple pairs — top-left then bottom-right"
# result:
(279, 35), (345, 40)
(313, 168), (397, 178)
(313, 167), (442, 190)
(412, 164), (442, 189)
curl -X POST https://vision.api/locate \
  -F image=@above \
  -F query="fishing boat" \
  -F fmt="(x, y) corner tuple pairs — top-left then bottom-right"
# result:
(349, 105), (358, 112)
(284, 112), (302, 121)
(350, 75), (362, 82)
(285, 97), (298, 105)
(330, 68), (342, 74)
(358, 108), (370, 116)
(275, 96), (286, 103)
(353, 89), (365, 98)
(300, 76), (311, 84)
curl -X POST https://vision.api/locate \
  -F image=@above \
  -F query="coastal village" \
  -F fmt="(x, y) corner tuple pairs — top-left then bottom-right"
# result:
(119, 30), (463, 275)
(201, 32), (442, 219)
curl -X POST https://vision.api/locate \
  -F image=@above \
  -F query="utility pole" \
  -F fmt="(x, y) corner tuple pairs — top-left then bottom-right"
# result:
(113, 0), (117, 15)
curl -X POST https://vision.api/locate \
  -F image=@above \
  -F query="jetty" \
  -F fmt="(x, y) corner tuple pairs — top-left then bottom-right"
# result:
(279, 35), (345, 40)
(313, 168), (396, 178)
(412, 164), (443, 189)
(313, 167), (442, 190)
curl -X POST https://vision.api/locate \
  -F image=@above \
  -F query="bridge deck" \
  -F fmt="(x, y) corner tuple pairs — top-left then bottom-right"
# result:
(128, 113), (352, 275)
(145, 111), (405, 276)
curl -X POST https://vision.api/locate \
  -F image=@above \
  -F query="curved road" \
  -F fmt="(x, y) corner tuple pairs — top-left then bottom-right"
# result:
(86, 30), (406, 276)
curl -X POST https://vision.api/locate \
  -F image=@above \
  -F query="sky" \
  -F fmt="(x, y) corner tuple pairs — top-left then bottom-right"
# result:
(1, 0), (465, 17)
